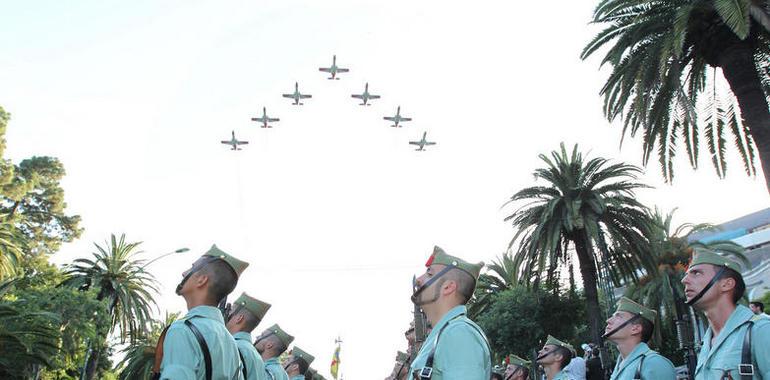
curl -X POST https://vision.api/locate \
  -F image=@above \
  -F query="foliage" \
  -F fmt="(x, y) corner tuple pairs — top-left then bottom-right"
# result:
(62, 234), (159, 343)
(0, 220), (25, 280)
(504, 143), (655, 347)
(476, 286), (587, 364)
(0, 298), (61, 378)
(469, 250), (522, 318)
(582, 0), (770, 183)
(117, 312), (180, 380)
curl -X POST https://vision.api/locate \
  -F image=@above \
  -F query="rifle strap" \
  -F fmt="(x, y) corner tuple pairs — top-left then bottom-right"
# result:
(633, 353), (646, 380)
(150, 324), (172, 380)
(238, 348), (247, 379)
(739, 317), (759, 380)
(184, 320), (213, 380)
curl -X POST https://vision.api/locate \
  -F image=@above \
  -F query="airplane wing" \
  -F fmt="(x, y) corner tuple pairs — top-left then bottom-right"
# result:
(425, 142), (436, 146)
(268, 118), (280, 122)
(401, 117), (412, 122)
(351, 94), (364, 99)
(299, 94), (312, 99)
(319, 67), (332, 72)
(221, 141), (231, 144)
(369, 95), (381, 99)
(384, 116), (397, 121)
(251, 117), (266, 122)
(337, 68), (349, 73)
(282, 94), (294, 98)
(408, 141), (420, 145)
(237, 141), (249, 145)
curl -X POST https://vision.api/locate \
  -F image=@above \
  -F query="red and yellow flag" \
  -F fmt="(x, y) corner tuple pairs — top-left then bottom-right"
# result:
(330, 344), (341, 379)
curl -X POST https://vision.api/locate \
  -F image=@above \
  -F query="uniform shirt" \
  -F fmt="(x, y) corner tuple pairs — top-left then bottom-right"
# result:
(160, 305), (244, 380)
(264, 357), (289, 380)
(233, 331), (267, 380)
(553, 369), (577, 380)
(409, 305), (491, 380)
(695, 304), (770, 379)
(609, 342), (675, 380)
(564, 356), (586, 380)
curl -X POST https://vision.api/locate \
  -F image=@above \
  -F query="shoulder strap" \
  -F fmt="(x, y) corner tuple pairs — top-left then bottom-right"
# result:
(185, 319), (213, 380)
(633, 353), (646, 380)
(150, 324), (172, 380)
(238, 348), (248, 379)
(740, 319), (757, 380)
(265, 367), (276, 380)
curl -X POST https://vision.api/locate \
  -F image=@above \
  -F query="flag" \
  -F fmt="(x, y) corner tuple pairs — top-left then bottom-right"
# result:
(330, 344), (341, 379)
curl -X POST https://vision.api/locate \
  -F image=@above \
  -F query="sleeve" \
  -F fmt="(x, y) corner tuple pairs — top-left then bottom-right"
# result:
(642, 355), (677, 380)
(753, 322), (770, 379)
(160, 323), (200, 380)
(435, 324), (490, 380)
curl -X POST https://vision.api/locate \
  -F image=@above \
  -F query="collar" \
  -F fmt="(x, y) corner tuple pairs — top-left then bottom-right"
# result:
(290, 376), (304, 380)
(615, 342), (650, 373)
(186, 305), (225, 323)
(265, 357), (281, 365)
(700, 304), (755, 365)
(233, 331), (252, 342)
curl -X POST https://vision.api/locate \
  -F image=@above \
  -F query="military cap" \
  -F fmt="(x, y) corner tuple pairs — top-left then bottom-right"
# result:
(396, 351), (408, 363)
(233, 292), (271, 320)
(545, 335), (576, 357)
(291, 346), (315, 366)
(506, 354), (531, 369)
(616, 296), (657, 325)
(425, 246), (484, 280)
(203, 244), (249, 277)
(265, 323), (294, 347)
(689, 248), (744, 273)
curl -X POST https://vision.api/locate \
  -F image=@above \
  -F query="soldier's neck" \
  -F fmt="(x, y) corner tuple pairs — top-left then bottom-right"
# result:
(704, 299), (737, 338)
(543, 364), (562, 380)
(424, 300), (462, 326)
(185, 293), (216, 310)
(613, 338), (641, 358)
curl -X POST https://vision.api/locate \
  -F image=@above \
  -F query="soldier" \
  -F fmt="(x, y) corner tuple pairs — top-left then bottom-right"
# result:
(536, 335), (577, 380)
(254, 323), (294, 380)
(155, 244), (249, 380)
(227, 292), (271, 380)
(603, 297), (675, 379)
(283, 347), (314, 380)
(387, 351), (409, 380)
(409, 246), (491, 379)
(503, 354), (530, 380)
(681, 249), (770, 379)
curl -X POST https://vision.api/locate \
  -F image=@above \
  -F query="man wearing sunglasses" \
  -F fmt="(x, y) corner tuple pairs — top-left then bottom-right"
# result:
(682, 249), (770, 379)
(603, 297), (674, 379)
(254, 324), (294, 380)
(409, 246), (491, 379)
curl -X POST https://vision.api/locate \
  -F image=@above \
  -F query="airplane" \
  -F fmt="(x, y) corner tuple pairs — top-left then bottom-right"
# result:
(282, 82), (312, 105)
(318, 55), (349, 80)
(351, 82), (380, 106)
(409, 131), (436, 151)
(221, 131), (248, 150)
(251, 107), (280, 128)
(383, 106), (412, 128)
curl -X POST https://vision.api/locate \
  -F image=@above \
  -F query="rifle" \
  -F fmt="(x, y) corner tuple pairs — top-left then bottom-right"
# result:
(596, 343), (612, 380)
(412, 276), (428, 362)
(670, 282), (697, 379)
(217, 296), (231, 321)
(530, 349), (541, 380)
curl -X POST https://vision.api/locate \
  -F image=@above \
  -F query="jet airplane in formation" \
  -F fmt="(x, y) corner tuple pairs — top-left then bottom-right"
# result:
(282, 82), (312, 105)
(383, 106), (412, 128)
(221, 131), (248, 151)
(409, 131), (436, 151)
(318, 55), (349, 80)
(251, 107), (280, 128)
(351, 83), (380, 106)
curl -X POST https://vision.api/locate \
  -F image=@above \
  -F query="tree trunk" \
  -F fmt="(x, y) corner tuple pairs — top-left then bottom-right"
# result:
(719, 39), (770, 194)
(573, 231), (603, 346)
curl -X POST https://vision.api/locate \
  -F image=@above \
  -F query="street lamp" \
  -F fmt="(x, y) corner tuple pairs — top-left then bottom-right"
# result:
(141, 247), (190, 269)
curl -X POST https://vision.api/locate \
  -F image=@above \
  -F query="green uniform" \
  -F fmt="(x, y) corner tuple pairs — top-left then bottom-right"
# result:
(695, 304), (770, 379)
(609, 342), (675, 380)
(160, 305), (243, 380)
(233, 332), (266, 380)
(264, 357), (289, 380)
(409, 305), (491, 380)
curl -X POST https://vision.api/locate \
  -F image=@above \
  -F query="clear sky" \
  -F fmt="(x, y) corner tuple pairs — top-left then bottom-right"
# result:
(1, 1), (768, 378)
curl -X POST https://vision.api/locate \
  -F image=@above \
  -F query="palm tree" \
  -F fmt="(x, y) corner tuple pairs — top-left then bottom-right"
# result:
(469, 250), (522, 318)
(0, 219), (25, 280)
(116, 312), (179, 380)
(505, 143), (656, 349)
(62, 234), (159, 380)
(582, 0), (770, 191)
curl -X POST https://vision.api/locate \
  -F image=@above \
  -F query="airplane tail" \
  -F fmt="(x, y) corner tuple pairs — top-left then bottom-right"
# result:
(397, 105), (401, 115)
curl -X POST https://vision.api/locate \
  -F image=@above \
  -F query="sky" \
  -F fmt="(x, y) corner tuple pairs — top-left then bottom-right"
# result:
(1, 1), (768, 378)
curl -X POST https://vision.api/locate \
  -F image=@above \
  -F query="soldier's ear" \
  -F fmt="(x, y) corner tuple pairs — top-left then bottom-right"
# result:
(195, 273), (209, 288)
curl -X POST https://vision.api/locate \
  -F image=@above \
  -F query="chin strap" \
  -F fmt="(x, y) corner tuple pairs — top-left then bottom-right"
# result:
(410, 265), (456, 305)
(175, 256), (221, 295)
(685, 266), (727, 306)
(503, 366), (521, 380)
(601, 314), (642, 340)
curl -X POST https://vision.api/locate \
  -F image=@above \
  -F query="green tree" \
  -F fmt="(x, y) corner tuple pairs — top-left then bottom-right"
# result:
(505, 143), (656, 350)
(117, 312), (179, 380)
(582, 0), (770, 190)
(476, 286), (587, 364)
(469, 250), (522, 318)
(62, 234), (159, 380)
(0, 106), (82, 257)
(0, 220), (25, 280)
